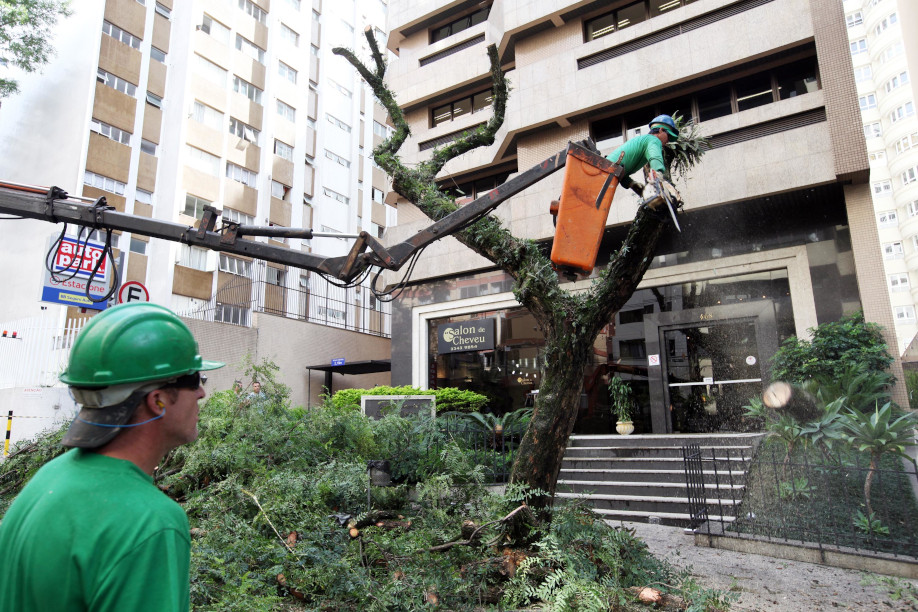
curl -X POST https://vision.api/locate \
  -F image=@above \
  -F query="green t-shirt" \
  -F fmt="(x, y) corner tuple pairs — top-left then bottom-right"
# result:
(0, 448), (191, 611)
(606, 134), (667, 177)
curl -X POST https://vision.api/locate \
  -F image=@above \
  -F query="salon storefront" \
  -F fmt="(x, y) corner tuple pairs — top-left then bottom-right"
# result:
(391, 190), (864, 434)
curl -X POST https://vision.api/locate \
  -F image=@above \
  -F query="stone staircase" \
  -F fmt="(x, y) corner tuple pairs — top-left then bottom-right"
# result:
(555, 433), (764, 527)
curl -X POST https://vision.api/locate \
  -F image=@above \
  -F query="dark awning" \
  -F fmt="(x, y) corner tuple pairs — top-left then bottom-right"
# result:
(305, 359), (391, 375)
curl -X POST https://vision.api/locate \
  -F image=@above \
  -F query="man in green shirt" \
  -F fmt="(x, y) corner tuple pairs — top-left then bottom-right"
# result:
(607, 114), (679, 195)
(0, 303), (223, 611)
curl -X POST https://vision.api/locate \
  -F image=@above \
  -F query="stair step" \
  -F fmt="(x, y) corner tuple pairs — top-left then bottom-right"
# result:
(558, 479), (743, 491)
(591, 507), (737, 527)
(555, 491), (741, 506)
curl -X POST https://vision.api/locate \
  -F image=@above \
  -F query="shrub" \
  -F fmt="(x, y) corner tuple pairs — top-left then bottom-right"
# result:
(770, 311), (893, 384)
(329, 385), (488, 414)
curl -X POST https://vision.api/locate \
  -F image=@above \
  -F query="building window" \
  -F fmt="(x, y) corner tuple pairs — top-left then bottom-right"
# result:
(859, 93), (877, 111)
(890, 101), (915, 124)
(140, 139), (156, 155)
(890, 273), (910, 291)
(877, 210), (898, 227)
(238, 0), (267, 24)
(880, 41), (904, 64)
(235, 34), (265, 64)
(897, 133), (918, 156)
(274, 140), (294, 161)
(219, 253), (253, 277)
(185, 145), (220, 176)
(431, 5), (490, 43)
(371, 187), (384, 204)
(854, 65), (872, 82)
(280, 23), (300, 46)
(192, 100), (224, 130)
(215, 303), (250, 326)
(873, 12), (897, 37)
(883, 241), (904, 259)
(326, 113), (351, 132)
(83, 170), (126, 195)
(271, 180), (290, 199)
(233, 76), (263, 104)
(90, 118), (131, 145)
(194, 54), (227, 85)
(96, 68), (136, 96)
(222, 207), (254, 225)
(324, 149), (350, 167)
(431, 89), (492, 127)
(283, 0), (301, 10)
(102, 20), (141, 49)
(226, 162), (257, 187)
(845, 11), (863, 27)
(328, 79), (352, 98)
(864, 122), (882, 138)
(278, 61), (297, 84)
(183, 194), (212, 218)
(146, 92), (163, 108)
(902, 166), (918, 187)
(277, 100), (296, 121)
(200, 14), (231, 45)
(322, 187), (349, 204)
(229, 117), (259, 144)
(884, 71), (909, 93)
(908, 201), (918, 218)
(154, 2), (171, 18)
(850, 38), (867, 56)
(873, 180), (892, 195)
(151, 47), (166, 63)
(266, 267), (285, 286)
(178, 244), (209, 270)
(895, 305), (916, 323)
(135, 189), (153, 205)
(869, 151), (886, 162)
(440, 170), (512, 201)
(129, 238), (147, 255)
(373, 120), (390, 138)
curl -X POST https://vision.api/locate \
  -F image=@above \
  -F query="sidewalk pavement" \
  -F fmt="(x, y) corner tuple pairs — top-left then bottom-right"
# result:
(622, 521), (918, 611)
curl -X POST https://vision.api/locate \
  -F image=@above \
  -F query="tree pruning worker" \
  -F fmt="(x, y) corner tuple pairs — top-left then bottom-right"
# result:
(607, 114), (679, 196)
(0, 303), (223, 612)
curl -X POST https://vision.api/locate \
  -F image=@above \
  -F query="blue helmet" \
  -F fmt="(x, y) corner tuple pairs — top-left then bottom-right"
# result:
(649, 114), (678, 140)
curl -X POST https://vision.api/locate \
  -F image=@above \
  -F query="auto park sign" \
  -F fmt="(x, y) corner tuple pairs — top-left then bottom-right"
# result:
(39, 236), (111, 311)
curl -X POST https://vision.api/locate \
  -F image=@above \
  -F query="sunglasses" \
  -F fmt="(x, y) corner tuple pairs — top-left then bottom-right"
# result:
(163, 371), (207, 390)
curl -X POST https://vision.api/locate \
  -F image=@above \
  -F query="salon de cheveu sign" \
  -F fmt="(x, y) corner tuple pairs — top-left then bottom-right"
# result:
(437, 318), (495, 353)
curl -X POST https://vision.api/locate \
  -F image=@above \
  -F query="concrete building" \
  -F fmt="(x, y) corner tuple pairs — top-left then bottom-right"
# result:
(382, 0), (905, 435)
(843, 0), (918, 358)
(0, 0), (396, 437)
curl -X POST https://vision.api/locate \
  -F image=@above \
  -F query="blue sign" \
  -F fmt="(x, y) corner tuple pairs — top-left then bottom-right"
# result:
(331, 358), (346, 366)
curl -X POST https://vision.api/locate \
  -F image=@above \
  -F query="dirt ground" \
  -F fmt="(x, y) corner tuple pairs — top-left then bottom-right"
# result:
(623, 521), (918, 611)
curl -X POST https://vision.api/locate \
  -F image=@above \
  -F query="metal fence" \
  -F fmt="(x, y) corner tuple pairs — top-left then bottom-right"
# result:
(0, 314), (86, 389)
(178, 263), (391, 338)
(684, 442), (918, 560)
(432, 421), (526, 484)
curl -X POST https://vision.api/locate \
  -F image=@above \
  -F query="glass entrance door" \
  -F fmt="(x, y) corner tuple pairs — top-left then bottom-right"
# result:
(663, 319), (763, 433)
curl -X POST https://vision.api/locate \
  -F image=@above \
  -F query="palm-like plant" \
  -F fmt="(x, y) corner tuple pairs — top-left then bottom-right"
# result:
(840, 402), (918, 517)
(665, 112), (710, 180)
(607, 376), (633, 423)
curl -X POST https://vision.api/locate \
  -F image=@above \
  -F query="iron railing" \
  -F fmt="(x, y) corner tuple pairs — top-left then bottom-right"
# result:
(683, 442), (918, 560)
(431, 421), (526, 484)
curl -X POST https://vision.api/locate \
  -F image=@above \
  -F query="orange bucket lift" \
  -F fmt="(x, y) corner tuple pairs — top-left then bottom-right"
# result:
(550, 143), (625, 277)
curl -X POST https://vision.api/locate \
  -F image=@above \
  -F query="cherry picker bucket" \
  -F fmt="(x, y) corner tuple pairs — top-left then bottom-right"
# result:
(550, 143), (624, 276)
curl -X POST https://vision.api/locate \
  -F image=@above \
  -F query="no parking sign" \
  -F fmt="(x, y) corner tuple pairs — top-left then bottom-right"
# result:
(118, 281), (150, 304)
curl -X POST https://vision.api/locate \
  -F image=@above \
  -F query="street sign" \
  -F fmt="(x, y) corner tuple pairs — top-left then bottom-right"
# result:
(331, 358), (345, 366)
(40, 235), (111, 311)
(118, 281), (150, 304)
(648, 354), (660, 366)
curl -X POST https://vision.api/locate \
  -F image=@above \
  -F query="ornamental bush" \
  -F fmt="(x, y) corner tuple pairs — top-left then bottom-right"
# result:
(770, 311), (894, 384)
(329, 385), (488, 413)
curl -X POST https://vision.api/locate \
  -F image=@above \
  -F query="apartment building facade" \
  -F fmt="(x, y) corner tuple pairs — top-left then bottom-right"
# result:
(382, 0), (904, 435)
(844, 0), (918, 358)
(0, 0), (395, 409)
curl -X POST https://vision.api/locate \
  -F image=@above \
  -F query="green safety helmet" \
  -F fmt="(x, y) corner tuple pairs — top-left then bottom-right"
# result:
(648, 114), (679, 140)
(60, 302), (224, 388)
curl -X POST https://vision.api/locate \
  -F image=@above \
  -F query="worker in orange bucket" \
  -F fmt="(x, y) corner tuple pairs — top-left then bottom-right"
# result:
(606, 114), (678, 196)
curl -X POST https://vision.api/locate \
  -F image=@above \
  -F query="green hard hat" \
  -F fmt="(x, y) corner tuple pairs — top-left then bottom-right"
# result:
(60, 302), (224, 388)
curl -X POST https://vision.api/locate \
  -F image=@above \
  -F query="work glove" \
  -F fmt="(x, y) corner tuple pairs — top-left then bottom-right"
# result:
(630, 181), (645, 196)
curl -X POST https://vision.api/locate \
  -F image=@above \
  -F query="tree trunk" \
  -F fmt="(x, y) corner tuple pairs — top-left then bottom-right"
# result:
(864, 455), (877, 518)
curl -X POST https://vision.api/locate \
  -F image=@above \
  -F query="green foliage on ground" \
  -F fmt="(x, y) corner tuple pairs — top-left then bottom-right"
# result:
(769, 311), (894, 384)
(0, 362), (733, 610)
(329, 385), (489, 414)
